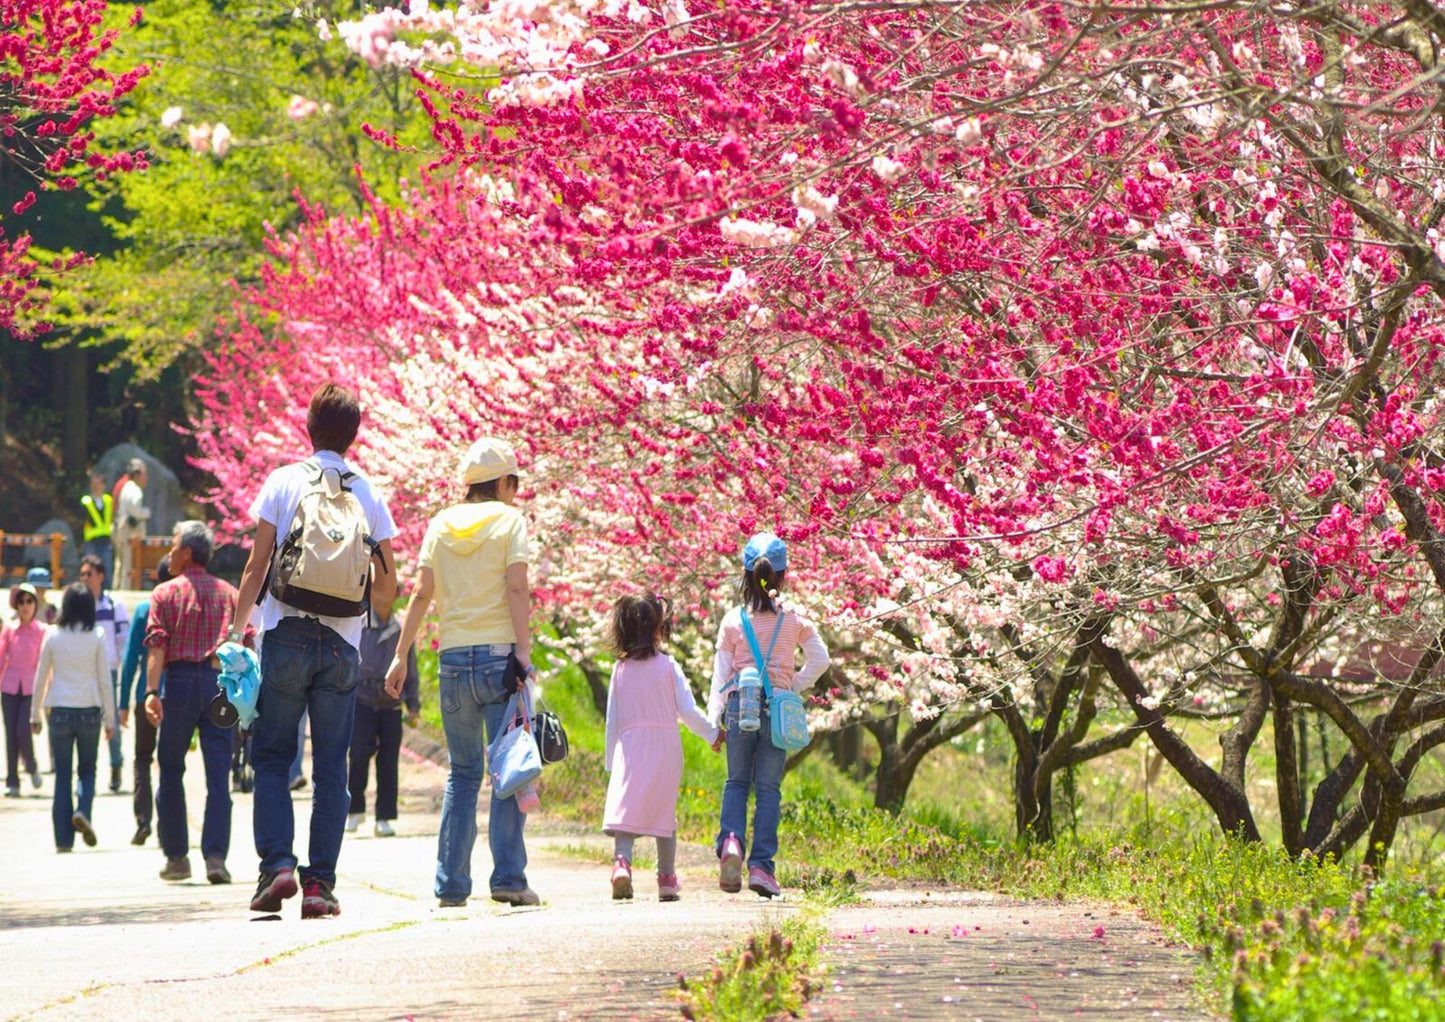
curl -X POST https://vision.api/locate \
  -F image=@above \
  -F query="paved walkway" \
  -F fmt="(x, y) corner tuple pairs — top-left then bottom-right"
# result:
(0, 734), (1213, 1021)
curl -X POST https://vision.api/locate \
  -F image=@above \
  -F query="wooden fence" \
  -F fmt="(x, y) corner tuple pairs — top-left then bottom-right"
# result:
(0, 533), (172, 590)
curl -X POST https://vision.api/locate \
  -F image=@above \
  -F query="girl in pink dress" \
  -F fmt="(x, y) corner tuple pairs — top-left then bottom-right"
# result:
(602, 594), (720, 901)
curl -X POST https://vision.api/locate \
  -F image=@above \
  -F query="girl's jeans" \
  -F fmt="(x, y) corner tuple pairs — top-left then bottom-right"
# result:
(715, 692), (786, 874)
(48, 706), (102, 849)
(435, 645), (529, 901)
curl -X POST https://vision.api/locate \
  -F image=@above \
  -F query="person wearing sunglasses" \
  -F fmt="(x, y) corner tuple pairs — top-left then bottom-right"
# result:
(0, 583), (46, 797)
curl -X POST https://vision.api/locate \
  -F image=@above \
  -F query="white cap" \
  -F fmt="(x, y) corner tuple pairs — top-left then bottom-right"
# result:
(458, 437), (520, 486)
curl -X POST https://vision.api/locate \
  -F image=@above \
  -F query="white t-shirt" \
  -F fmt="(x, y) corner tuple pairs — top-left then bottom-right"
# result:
(248, 451), (397, 650)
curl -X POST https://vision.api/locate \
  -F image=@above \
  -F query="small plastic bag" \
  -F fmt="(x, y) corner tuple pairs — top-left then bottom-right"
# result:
(516, 782), (540, 814)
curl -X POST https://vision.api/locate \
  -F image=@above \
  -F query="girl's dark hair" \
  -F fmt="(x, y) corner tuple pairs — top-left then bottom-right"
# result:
(58, 583), (96, 631)
(466, 474), (520, 502)
(741, 561), (784, 613)
(608, 593), (673, 661)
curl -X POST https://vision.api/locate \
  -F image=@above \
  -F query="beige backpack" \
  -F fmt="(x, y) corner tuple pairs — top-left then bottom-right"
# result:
(268, 461), (382, 617)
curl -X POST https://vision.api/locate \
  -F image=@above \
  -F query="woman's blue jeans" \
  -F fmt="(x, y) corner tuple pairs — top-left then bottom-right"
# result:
(435, 645), (528, 901)
(48, 706), (102, 849)
(715, 693), (787, 874)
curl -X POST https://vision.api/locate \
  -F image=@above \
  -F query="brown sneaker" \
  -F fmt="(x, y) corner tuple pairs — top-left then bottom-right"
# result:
(71, 813), (97, 848)
(301, 877), (340, 919)
(159, 857), (192, 881)
(250, 868), (298, 912)
(490, 887), (540, 906)
(205, 857), (231, 884)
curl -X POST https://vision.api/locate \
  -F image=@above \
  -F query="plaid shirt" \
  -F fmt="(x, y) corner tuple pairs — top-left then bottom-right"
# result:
(145, 565), (240, 664)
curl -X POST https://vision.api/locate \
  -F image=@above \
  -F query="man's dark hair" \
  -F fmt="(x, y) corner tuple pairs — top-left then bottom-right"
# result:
(80, 553), (106, 581)
(58, 583), (96, 631)
(465, 474), (520, 502)
(607, 593), (673, 661)
(155, 554), (173, 585)
(307, 383), (362, 455)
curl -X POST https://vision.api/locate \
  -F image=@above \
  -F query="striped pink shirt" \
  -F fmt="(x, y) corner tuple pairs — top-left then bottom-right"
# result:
(707, 606), (831, 724)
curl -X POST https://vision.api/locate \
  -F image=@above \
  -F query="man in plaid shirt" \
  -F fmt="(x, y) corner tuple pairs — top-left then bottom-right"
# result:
(144, 520), (245, 885)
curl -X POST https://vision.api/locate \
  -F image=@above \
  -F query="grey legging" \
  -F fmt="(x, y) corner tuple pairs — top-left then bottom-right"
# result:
(613, 832), (677, 874)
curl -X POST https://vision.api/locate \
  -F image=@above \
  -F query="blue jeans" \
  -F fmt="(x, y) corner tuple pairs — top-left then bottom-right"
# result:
(716, 692), (787, 874)
(436, 645), (528, 901)
(48, 706), (102, 849)
(253, 617), (358, 887)
(156, 662), (232, 861)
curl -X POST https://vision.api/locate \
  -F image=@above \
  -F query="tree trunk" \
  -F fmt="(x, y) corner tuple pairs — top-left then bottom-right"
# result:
(1090, 635), (1261, 841)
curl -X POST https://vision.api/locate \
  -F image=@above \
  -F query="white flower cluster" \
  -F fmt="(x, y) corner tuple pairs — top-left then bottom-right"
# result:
(718, 217), (798, 248)
(871, 154), (907, 183)
(791, 182), (838, 221)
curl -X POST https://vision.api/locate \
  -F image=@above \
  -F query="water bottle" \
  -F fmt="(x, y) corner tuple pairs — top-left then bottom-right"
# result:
(738, 667), (763, 732)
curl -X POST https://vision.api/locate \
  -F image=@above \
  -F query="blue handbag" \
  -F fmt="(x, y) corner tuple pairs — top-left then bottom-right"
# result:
(739, 610), (811, 752)
(487, 690), (543, 798)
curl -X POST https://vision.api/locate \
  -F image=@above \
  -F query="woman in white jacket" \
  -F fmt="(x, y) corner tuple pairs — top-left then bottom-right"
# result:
(31, 583), (114, 851)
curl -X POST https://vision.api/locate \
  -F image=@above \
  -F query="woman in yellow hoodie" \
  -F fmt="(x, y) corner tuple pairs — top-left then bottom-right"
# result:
(387, 438), (538, 908)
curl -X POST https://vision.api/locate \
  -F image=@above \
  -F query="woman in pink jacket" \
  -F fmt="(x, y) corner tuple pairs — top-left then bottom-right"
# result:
(1, 583), (45, 797)
(603, 594), (719, 902)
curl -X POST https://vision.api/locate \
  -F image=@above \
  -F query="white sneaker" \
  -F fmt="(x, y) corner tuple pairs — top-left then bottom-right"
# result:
(374, 820), (395, 838)
(344, 813), (363, 833)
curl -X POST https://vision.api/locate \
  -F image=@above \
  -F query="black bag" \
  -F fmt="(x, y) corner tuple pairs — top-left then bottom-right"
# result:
(532, 703), (569, 764)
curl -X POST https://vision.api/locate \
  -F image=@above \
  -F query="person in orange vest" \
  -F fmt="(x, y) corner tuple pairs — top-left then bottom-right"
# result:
(80, 471), (115, 585)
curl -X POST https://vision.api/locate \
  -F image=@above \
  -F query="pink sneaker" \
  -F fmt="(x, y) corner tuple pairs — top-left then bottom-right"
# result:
(719, 833), (743, 893)
(611, 856), (633, 900)
(658, 873), (682, 902)
(748, 866), (781, 899)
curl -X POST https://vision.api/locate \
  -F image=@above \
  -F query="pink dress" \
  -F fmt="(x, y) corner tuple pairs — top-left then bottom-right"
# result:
(603, 654), (718, 838)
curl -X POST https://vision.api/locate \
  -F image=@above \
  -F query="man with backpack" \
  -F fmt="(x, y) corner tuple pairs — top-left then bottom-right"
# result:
(228, 383), (397, 919)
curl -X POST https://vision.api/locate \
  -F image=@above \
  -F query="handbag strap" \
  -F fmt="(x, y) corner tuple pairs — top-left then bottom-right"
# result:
(739, 609), (787, 699)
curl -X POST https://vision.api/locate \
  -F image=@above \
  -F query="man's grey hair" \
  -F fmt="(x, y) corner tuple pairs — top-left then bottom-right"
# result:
(127, 457), (147, 476)
(173, 520), (213, 567)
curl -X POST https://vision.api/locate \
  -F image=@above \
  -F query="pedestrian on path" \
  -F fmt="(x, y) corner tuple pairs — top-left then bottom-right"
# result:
(387, 436), (539, 909)
(347, 597), (419, 839)
(230, 383), (396, 920)
(113, 458), (151, 591)
(118, 555), (171, 845)
(81, 554), (129, 793)
(602, 593), (719, 903)
(144, 521), (243, 885)
(707, 533), (830, 899)
(26, 568), (58, 626)
(30, 583), (114, 852)
(80, 470), (115, 583)
(0, 583), (45, 796)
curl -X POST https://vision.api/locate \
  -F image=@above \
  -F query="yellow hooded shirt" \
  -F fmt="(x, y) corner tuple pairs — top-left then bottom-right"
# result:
(418, 502), (530, 651)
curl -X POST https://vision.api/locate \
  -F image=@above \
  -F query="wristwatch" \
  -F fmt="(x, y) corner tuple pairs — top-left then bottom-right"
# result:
(225, 628), (243, 644)
(145, 690), (160, 700)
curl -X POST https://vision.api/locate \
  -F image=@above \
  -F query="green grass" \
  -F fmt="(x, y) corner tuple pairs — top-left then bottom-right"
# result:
(677, 919), (826, 1022)
(413, 639), (1445, 1020)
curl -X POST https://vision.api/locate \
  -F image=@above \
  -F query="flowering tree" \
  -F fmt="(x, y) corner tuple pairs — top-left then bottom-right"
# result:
(0, 0), (145, 335)
(194, 0), (1445, 864)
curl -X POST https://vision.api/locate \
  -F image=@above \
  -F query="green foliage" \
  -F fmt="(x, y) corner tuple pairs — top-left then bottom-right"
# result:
(47, 0), (432, 377)
(677, 921), (825, 1022)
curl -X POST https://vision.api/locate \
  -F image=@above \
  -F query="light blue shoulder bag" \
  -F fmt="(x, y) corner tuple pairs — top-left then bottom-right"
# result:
(740, 610), (811, 752)
(487, 689), (543, 798)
